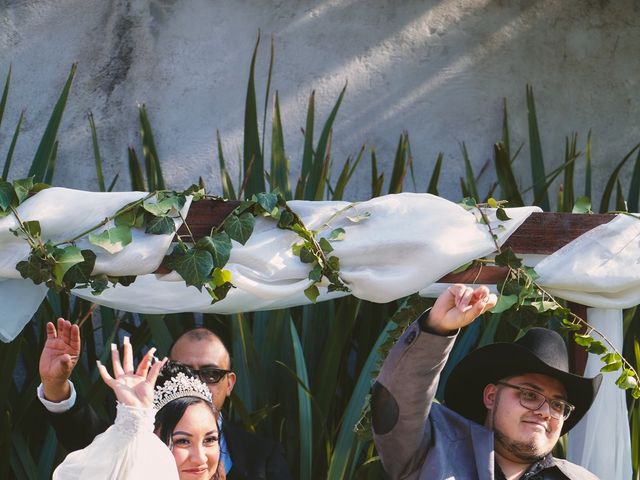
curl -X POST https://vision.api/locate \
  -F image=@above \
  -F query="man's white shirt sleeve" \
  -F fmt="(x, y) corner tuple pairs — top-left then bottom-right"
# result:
(37, 381), (77, 413)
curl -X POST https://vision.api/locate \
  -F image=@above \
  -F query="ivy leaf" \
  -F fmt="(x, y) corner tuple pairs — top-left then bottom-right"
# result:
(494, 248), (522, 269)
(327, 228), (345, 241)
(143, 194), (184, 216)
(487, 197), (498, 208)
(63, 250), (97, 288)
(308, 265), (323, 282)
(196, 233), (232, 268)
(145, 214), (175, 235)
(0, 180), (15, 210)
(572, 196), (592, 214)
(299, 246), (316, 264)
(224, 212), (255, 245)
(530, 299), (560, 313)
(600, 361), (623, 373)
(615, 369), (639, 390)
(347, 212), (371, 223)
(496, 207), (511, 221)
(254, 192), (279, 216)
(319, 237), (333, 254)
(560, 318), (582, 331)
(16, 255), (53, 285)
(573, 334), (593, 347)
(89, 225), (132, 254)
(13, 177), (34, 204)
(89, 274), (109, 295)
(586, 340), (607, 355)
(114, 275), (137, 287)
(278, 210), (295, 229)
(183, 184), (206, 201)
(211, 267), (232, 287)
(53, 246), (85, 285)
(115, 206), (144, 228)
(458, 197), (476, 210)
(291, 242), (303, 256)
(165, 245), (213, 291)
(206, 278), (233, 302)
(491, 294), (518, 313)
(23, 220), (41, 238)
(601, 352), (621, 364)
(327, 256), (340, 271)
(304, 284), (320, 303)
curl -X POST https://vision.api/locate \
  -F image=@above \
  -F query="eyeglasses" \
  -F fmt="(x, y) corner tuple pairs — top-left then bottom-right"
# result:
(497, 381), (575, 420)
(165, 360), (232, 385)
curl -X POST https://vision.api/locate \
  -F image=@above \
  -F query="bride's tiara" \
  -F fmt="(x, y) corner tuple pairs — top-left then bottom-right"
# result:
(153, 371), (213, 411)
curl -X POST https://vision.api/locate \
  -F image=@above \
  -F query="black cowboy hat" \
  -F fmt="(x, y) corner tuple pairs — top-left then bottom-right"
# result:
(444, 327), (602, 435)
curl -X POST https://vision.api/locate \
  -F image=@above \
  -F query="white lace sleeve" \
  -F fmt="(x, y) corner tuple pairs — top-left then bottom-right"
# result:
(53, 403), (179, 480)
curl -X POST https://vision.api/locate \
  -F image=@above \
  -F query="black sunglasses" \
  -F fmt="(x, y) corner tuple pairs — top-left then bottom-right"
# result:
(163, 360), (232, 385)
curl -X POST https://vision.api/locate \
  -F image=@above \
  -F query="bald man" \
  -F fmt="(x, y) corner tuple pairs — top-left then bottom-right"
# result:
(39, 320), (292, 480)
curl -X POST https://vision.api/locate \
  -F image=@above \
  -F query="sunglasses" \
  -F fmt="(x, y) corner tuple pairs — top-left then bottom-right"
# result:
(163, 360), (232, 385)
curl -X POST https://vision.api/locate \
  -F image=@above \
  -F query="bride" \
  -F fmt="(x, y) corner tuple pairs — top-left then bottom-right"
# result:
(53, 342), (224, 479)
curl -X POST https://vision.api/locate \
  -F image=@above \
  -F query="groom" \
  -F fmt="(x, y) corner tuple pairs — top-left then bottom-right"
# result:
(38, 319), (292, 480)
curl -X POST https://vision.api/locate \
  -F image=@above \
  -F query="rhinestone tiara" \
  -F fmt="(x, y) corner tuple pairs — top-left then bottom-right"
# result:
(153, 372), (213, 411)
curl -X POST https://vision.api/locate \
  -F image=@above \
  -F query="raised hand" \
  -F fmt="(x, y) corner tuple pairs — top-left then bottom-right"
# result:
(426, 284), (497, 335)
(96, 337), (167, 409)
(39, 318), (81, 402)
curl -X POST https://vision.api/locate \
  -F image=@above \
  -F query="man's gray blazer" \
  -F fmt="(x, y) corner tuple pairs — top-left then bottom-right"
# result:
(371, 319), (599, 480)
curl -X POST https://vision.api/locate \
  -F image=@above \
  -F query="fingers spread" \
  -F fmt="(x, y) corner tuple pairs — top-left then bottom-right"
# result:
(111, 343), (125, 377)
(70, 324), (81, 352)
(136, 347), (156, 378)
(122, 336), (134, 374)
(96, 360), (114, 387)
(147, 357), (168, 387)
(60, 318), (72, 346)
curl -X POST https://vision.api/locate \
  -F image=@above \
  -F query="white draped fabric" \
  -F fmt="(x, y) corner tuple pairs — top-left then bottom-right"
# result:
(2, 188), (637, 478)
(53, 403), (178, 480)
(0, 188), (538, 340)
(566, 309), (632, 480)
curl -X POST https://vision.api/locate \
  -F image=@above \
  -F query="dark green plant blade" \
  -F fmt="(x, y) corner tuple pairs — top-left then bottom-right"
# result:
(270, 92), (291, 198)
(243, 34), (265, 196)
(312, 130), (332, 201)
(494, 143), (524, 206)
(128, 146), (147, 191)
(2, 109), (23, 180)
(526, 85), (550, 211)
(0, 66), (10, 132)
(290, 319), (312, 480)
(43, 140), (58, 185)
(460, 142), (479, 202)
(261, 36), (275, 161)
(561, 134), (578, 213)
(139, 104), (165, 190)
(427, 152), (443, 195)
(332, 145), (365, 200)
(370, 148), (384, 198)
(217, 130), (236, 200)
(502, 98), (511, 162)
(88, 111), (106, 192)
(599, 142), (640, 213)
(627, 148), (640, 213)
(616, 179), (627, 212)
(585, 130), (592, 199)
(388, 132), (410, 194)
(29, 63), (76, 182)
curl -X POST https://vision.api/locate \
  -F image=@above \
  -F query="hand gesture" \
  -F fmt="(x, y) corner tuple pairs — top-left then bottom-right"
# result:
(96, 337), (167, 409)
(39, 318), (81, 402)
(427, 284), (497, 335)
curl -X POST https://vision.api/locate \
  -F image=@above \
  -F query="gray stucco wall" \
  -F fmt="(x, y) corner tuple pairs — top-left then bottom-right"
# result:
(1, 0), (639, 204)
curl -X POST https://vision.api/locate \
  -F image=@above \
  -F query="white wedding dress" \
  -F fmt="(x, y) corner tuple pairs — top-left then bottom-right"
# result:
(53, 403), (179, 480)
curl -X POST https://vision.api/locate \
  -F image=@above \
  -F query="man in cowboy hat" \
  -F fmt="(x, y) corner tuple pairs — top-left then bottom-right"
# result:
(371, 284), (602, 480)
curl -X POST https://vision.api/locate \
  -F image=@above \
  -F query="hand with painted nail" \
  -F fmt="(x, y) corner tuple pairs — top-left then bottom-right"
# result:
(426, 284), (497, 335)
(96, 338), (167, 409)
(39, 318), (81, 402)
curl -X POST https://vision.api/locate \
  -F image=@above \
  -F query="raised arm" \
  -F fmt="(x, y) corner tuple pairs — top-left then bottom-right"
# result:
(371, 285), (496, 479)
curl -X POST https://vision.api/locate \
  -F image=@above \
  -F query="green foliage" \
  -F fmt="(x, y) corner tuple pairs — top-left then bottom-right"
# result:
(4, 48), (640, 480)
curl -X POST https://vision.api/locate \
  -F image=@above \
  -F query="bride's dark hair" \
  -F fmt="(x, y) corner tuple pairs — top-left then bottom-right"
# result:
(154, 367), (224, 479)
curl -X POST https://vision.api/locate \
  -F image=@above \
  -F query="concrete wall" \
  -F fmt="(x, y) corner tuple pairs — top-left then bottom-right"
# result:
(1, 0), (639, 204)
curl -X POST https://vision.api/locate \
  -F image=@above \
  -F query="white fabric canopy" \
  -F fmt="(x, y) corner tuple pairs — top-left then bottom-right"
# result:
(0, 188), (538, 341)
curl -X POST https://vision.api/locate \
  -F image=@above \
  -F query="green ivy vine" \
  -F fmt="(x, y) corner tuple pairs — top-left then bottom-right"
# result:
(2, 178), (350, 304)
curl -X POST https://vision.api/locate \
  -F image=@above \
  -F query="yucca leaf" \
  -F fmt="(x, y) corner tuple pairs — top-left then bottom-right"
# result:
(0, 66), (10, 132)
(585, 130), (592, 199)
(494, 143), (524, 206)
(261, 36), (275, 161)
(627, 148), (640, 213)
(388, 132), (410, 194)
(426, 152), (443, 195)
(29, 63), (76, 182)
(2, 109), (23, 180)
(460, 142), (479, 202)
(231, 313), (259, 415)
(290, 319), (313, 480)
(526, 85), (550, 211)
(312, 130), (332, 201)
(299, 91), (316, 199)
(143, 314), (173, 356)
(270, 92), (291, 198)
(43, 140), (58, 185)
(616, 179), (627, 212)
(370, 148), (384, 198)
(128, 147), (146, 191)
(88, 111), (106, 192)
(561, 134), (578, 213)
(307, 83), (346, 199)
(243, 34), (265, 197)
(332, 145), (365, 201)
(139, 104), (165, 190)
(502, 98), (511, 161)
(599, 142), (640, 213)
(216, 130), (236, 200)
